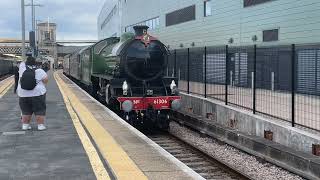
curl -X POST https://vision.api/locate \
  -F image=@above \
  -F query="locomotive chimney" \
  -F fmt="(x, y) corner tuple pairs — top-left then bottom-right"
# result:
(133, 25), (149, 36)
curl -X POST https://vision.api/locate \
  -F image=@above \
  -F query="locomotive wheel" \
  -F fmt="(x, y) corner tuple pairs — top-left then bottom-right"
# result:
(122, 113), (134, 125)
(108, 97), (120, 112)
(88, 85), (93, 95)
(105, 84), (112, 105)
(156, 114), (169, 130)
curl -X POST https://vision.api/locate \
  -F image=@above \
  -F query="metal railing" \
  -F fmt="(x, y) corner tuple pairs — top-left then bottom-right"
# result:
(167, 44), (320, 132)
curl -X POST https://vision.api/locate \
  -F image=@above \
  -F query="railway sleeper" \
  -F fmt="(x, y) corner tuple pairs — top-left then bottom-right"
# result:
(168, 152), (197, 158)
(177, 157), (204, 163)
(198, 172), (227, 180)
(158, 143), (185, 147)
(185, 162), (213, 168)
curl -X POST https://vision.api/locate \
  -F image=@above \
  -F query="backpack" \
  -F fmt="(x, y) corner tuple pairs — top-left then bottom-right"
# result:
(20, 66), (37, 90)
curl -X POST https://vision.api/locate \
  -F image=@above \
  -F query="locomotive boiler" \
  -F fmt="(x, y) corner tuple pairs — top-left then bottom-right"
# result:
(64, 26), (181, 129)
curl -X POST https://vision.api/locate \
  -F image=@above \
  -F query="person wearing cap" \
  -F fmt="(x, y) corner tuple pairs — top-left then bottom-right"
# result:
(17, 56), (48, 131)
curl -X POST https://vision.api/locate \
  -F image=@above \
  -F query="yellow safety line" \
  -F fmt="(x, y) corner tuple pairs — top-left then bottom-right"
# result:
(54, 72), (148, 180)
(0, 78), (14, 97)
(54, 73), (111, 180)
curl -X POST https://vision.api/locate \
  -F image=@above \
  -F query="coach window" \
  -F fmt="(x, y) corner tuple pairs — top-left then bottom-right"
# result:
(204, 0), (212, 17)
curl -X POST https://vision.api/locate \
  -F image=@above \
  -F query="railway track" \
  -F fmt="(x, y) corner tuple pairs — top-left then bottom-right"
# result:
(66, 75), (249, 179)
(148, 133), (249, 180)
(69, 79), (249, 179)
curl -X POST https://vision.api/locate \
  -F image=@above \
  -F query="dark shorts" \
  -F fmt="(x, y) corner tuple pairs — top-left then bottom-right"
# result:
(19, 95), (46, 116)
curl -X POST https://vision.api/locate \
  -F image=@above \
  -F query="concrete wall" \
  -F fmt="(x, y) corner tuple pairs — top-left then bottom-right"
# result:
(98, 0), (320, 48)
(180, 92), (320, 154)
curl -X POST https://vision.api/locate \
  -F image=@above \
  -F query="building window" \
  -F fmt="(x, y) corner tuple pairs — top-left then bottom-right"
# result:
(45, 32), (50, 41)
(204, 0), (212, 17)
(244, 0), (273, 7)
(263, 29), (279, 42)
(166, 5), (196, 27)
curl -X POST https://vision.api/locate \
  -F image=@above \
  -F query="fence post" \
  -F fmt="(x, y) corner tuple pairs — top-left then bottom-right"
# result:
(291, 44), (296, 127)
(187, 48), (190, 94)
(271, 72), (275, 91)
(204, 47), (207, 98)
(174, 49), (177, 78)
(253, 44), (257, 114)
(225, 45), (229, 105)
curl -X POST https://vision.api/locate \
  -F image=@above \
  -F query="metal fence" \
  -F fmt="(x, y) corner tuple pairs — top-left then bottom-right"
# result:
(167, 44), (320, 132)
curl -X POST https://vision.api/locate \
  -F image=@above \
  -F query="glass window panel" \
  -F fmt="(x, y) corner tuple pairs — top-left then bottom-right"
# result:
(147, 20), (151, 28)
(156, 17), (160, 27)
(205, 0), (212, 17)
(152, 19), (156, 29)
(166, 5), (195, 26)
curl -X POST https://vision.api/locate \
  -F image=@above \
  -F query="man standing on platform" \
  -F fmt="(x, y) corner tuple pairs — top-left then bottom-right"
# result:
(13, 61), (20, 94)
(17, 57), (48, 131)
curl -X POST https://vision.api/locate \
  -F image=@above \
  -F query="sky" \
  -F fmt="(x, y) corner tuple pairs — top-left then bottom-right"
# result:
(0, 0), (106, 40)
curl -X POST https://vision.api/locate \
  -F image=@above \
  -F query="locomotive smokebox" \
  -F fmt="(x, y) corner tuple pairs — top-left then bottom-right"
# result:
(133, 25), (149, 36)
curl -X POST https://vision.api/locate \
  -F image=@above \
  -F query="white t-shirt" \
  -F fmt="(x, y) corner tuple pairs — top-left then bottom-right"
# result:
(17, 62), (48, 97)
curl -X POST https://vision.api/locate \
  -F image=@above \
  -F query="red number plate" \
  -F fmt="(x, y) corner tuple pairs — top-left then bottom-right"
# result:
(117, 96), (181, 110)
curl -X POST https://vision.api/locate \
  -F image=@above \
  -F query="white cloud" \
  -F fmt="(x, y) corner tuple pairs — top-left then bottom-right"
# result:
(0, 0), (106, 40)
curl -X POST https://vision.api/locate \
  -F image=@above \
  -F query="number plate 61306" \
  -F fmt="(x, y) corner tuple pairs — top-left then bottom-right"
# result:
(153, 99), (168, 104)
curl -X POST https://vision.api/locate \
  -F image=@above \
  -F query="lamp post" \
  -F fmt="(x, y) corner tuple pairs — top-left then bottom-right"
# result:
(21, 0), (26, 61)
(25, 0), (43, 57)
(35, 19), (42, 55)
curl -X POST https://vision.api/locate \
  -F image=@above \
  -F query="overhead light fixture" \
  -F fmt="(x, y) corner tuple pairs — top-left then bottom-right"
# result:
(252, 35), (258, 42)
(228, 38), (234, 44)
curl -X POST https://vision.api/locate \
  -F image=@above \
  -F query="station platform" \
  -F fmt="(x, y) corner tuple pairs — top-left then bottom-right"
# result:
(0, 71), (199, 180)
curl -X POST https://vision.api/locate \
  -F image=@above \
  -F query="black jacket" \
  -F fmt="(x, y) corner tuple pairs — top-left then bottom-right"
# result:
(14, 66), (19, 94)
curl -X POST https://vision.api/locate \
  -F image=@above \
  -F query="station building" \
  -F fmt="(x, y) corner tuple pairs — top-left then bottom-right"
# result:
(98, 0), (320, 48)
(37, 22), (57, 67)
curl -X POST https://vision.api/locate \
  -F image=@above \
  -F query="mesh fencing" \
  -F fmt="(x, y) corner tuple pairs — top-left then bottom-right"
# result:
(227, 46), (254, 110)
(295, 45), (320, 131)
(168, 44), (320, 132)
(255, 45), (292, 121)
(206, 46), (226, 102)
